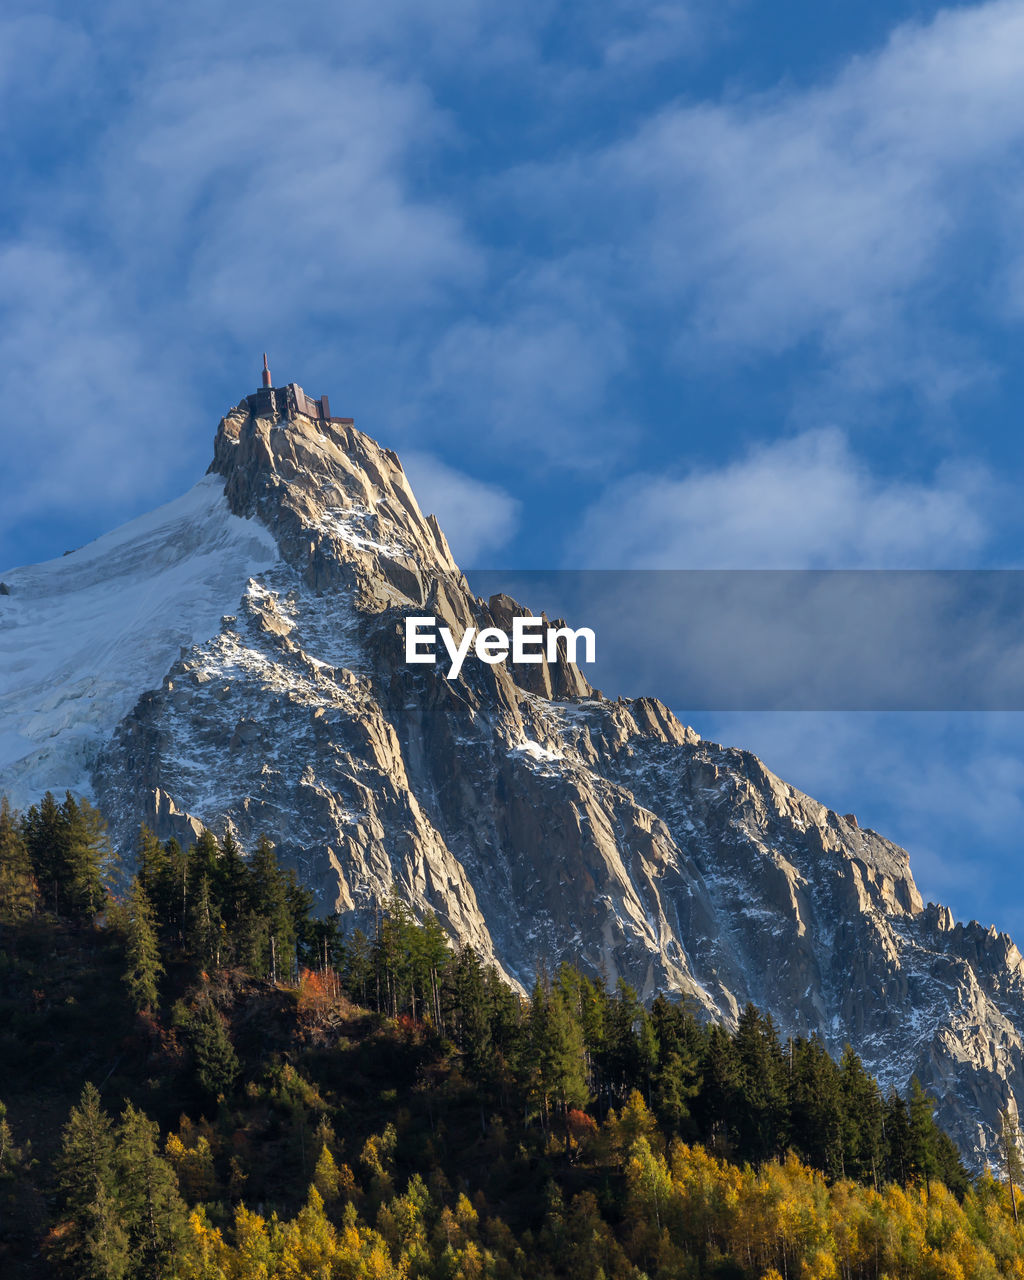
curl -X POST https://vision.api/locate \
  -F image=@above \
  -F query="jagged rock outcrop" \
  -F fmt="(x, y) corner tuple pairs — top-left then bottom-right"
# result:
(3, 391), (1023, 1164)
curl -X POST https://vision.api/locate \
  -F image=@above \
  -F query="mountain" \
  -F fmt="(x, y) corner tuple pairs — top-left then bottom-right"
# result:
(2, 380), (1022, 1166)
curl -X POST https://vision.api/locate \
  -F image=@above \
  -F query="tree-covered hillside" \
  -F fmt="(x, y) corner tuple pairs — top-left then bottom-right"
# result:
(1, 793), (1022, 1279)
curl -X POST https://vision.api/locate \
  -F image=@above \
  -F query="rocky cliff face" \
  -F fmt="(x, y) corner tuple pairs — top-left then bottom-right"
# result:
(4, 392), (1023, 1164)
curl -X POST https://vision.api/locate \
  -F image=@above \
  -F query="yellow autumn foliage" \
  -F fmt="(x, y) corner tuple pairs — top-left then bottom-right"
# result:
(165, 1126), (1024, 1280)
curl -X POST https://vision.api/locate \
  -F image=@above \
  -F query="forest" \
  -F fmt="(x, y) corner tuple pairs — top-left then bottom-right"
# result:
(2, 790), (1024, 1279)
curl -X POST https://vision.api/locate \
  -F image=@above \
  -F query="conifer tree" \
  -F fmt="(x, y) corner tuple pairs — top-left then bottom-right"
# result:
(81, 1179), (131, 1280)
(285, 868), (317, 964)
(61, 794), (114, 922)
(187, 875), (222, 970)
(884, 1086), (913, 1185)
(528, 979), (588, 1125)
(652, 1048), (700, 1135)
(344, 929), (374, 1007)
(908, 1076), (940, 1192)
(189, 831), (221, 887)
(57, 1083), (126, 1276)
(933, 1120), (970, 1196)
(604, 980), (646, 1100)
(0, 797), (36, 921)
(137, 825), (173, 926)
(449, 945), (494, 1079)
(375, 887), (415, 1015)
(116, 1104), (188, 1270)
(188, 1001), (240, 1098)
(412, 911), (450, 1028)
(58, 1083), (117, 1219)
(699, 1022), (742, 1154)
(23, 790), (68, 915)
(733, 1003), (788, 1163)
(215, 828), (247, 927)
(839, 1044), (885, 1185)
(123, 877), (164, 1014)
(1001, 1106), (1024, 1227)
(247, 835), (296, 981)
(649, 994), (701, 1135)
(788, 1035), (844, 1177)
(164, 837), (188, 943)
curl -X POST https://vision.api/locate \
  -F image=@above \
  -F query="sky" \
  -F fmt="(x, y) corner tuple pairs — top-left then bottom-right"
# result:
(4, 0), (1024, 931)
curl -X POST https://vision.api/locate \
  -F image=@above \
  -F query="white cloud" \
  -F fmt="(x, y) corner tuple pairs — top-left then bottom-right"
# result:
(400, 451), (521, 562)
(0, 244), (191, 539)
(503, 0), (1024, 398)
(0, 13), (483, 563)
(7, 0), (1024, 568)
(97, 59), (479, 323)
(424, 287), (632, 464)
(572, 427), (993, 567)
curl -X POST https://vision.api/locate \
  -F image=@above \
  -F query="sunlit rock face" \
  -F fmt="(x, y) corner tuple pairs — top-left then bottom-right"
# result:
(3, 393), (1023, 1165)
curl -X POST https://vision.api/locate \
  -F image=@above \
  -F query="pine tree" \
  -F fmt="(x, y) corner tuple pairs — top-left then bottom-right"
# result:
(650, 994), (701, 1136)
(137, 825), (173, 927)
(57, 1083), (127, 1276)
(123, 877), (164, 1014)
(187, 875), (223, 970)
(215, 828), (248, 928)
(908, 1077), (940, 1192)
(652, 1048), (700, 1136)
(528, 979), (588, 1126)
(165, 837), (189, 943)
(604, 980), (646, 1101)
(636, 1007), (660, 1100)
(81, 1179), (131, 1280)
(839, 1044), (885, 1186)
(0, 797), (36, 921)
(247, 835), (296, 981)
(58, 1083), (117, 1219)
(884, 1086), (913, 1186)
(344, 929), (374, 1007)
(116, 1103), (188, 1270)
(23, 790), (68, 915)
(61, 794), (115, 922)
(285, 869), (317, 966)
(698, 1022), (742, 1155)
(788, 1035), (844, 1177)
(486, 963), (527, 1090)
(733, 1003), (788, 1164)
(449, 945), (494, 1079)
(188, 1001), (240, 1098)
(189, 831), (221, 887)
(1000, 1106), (1024, 1227)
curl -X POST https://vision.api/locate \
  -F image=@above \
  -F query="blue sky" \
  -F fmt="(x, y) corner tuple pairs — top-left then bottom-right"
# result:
(4, 0), (1024, 932)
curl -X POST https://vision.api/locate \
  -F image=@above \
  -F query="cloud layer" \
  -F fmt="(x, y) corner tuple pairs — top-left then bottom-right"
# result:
(572, 427), (994, 568)
(6, 0), (1024, 572)
(400, 451), (521, 563)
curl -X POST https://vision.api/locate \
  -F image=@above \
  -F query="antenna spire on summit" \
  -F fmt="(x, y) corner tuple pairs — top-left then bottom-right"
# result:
(261, 352), (272, 388)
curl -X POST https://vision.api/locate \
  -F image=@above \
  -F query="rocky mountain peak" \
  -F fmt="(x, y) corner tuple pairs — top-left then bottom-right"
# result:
(3, 387), (1024, 1165)
(210, 397), (458, 588)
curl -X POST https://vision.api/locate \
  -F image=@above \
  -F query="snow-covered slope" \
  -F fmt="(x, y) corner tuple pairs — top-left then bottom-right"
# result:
(0, 474), (278, 806)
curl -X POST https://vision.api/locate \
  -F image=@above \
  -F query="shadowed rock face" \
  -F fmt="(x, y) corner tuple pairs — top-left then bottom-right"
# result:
(83, 398), (1024, 1165)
